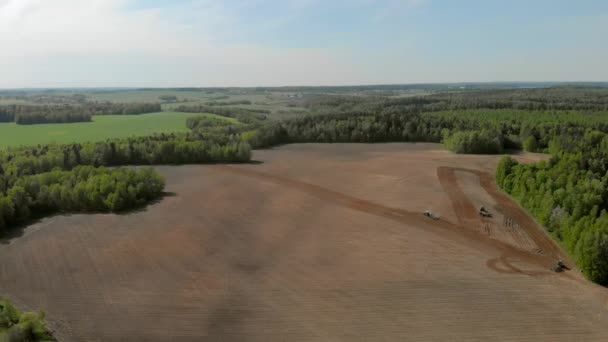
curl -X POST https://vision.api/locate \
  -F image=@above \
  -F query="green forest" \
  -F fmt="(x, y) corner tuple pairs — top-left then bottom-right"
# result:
(176, 104), (269, 124)
(497, 135), (608, 284)
(0, 103), (161, 125)
(0, 125), (251, 236)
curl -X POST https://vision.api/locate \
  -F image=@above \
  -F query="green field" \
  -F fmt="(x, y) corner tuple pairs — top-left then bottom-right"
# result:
(0, 112), (233, 148)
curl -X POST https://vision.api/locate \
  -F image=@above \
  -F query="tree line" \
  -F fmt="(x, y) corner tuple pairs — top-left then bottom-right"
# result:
(497, 129), (608, 284)
(0, 103), (161, 125)
(0, 130), (251, 236)
(176, 105), (269, 125)
(443, 130), (504, 154)
(246, 108), (608, 150)
(204, 100), (252, 106)
(159, 95), (178, 102)
(0, 133), (251, 180)
(186, 116), (235, 130)
(301, 87), (608, 117)
(425, 87), (608, 112)
(0, 167), (165, 232)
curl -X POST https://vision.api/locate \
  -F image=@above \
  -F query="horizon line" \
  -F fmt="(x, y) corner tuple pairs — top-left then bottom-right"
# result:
(2, 81), (608, 91)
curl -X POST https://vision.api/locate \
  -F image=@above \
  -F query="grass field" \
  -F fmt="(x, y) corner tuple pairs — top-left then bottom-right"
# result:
(0, 112), (234, 148)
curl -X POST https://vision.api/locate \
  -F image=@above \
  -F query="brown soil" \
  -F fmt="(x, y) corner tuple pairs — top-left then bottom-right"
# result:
(1, 143), (607, 341)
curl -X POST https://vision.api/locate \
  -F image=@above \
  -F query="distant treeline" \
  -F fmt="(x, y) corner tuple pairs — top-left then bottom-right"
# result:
(302, 87), (608, 115)
(128, 83), (608, 94)
(443, 130), (503, 154)
(186, 116), (234, 130)
(159, 95), (178, 102)
(0, 134), (251, 182)
(497, 130), (608, 284)
(176, 105), (268, 125)
(425, 87), (608, 111)
(246, 108), (608, 152)
(18, 111), (91, 125)
(204, 100), (252, 106)
(0, 103), (161, 125)
(1, 93), (88, 105)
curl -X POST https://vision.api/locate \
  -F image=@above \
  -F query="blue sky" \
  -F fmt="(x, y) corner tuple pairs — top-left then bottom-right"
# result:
(1, 0), (607, 87)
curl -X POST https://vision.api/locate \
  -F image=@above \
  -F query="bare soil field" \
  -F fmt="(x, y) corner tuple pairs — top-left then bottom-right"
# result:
(1, 143), (607, 341)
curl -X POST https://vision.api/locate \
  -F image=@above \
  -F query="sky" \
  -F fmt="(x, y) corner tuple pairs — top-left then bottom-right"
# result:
(0, 0), (607, 87)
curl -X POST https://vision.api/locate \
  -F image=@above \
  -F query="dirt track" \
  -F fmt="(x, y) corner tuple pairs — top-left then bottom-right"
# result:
(1, 143), (607, 341)
(436, 166), (573, 279)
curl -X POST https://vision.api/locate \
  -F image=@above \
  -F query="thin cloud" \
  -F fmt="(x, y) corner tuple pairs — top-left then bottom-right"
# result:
(0, 0), (606, 87)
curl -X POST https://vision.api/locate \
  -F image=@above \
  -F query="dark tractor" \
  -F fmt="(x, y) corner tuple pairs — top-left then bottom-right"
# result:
(422, 210), (440, 220)
(479, 206), (492, 218)
(550, 260), (566, 272)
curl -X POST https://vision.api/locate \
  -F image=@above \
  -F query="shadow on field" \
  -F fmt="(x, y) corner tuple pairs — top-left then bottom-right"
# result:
(117, 191), (177, 216)
(0, 219), (42, 245)
(0, 192), (178, 245)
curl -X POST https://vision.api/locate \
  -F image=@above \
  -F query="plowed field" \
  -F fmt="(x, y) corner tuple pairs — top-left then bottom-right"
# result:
(1, 143), (607, 341)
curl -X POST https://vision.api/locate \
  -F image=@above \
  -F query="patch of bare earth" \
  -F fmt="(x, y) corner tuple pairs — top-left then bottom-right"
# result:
(1, 143), (607, 341)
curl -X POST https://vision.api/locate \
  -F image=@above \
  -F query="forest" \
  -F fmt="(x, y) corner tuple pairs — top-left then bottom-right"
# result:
(425, 87), (608, 111)
(245, 108), (608, 152)
(186, 115), (237, 130)
(300, 87), (608, 116)
(204, 99), (252, 106)
(497, 132), (608, 284)
(176, 104), (269, 125)
(0, 103), (161, 125)
(0, 166), (165, 232)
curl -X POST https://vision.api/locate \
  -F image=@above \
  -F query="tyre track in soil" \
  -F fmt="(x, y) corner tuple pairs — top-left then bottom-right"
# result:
(436, 167), (478, 226)
(211, 165), (559, 277)
(437, 166), (577, 280)
(437, 167), (565, 262)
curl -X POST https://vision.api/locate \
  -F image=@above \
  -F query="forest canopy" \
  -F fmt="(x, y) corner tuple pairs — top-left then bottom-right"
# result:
(0, 103), (161, 125)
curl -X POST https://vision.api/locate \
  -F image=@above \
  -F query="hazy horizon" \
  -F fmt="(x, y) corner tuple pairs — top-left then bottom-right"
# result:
(1, 0), (607, 88)
(2, 81), (608, 91)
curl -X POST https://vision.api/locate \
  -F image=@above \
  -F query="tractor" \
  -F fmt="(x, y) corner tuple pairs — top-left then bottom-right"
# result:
(479, 206), (492, 218)
(423, 210), (440, 220)
(550, 260), (567, 273)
